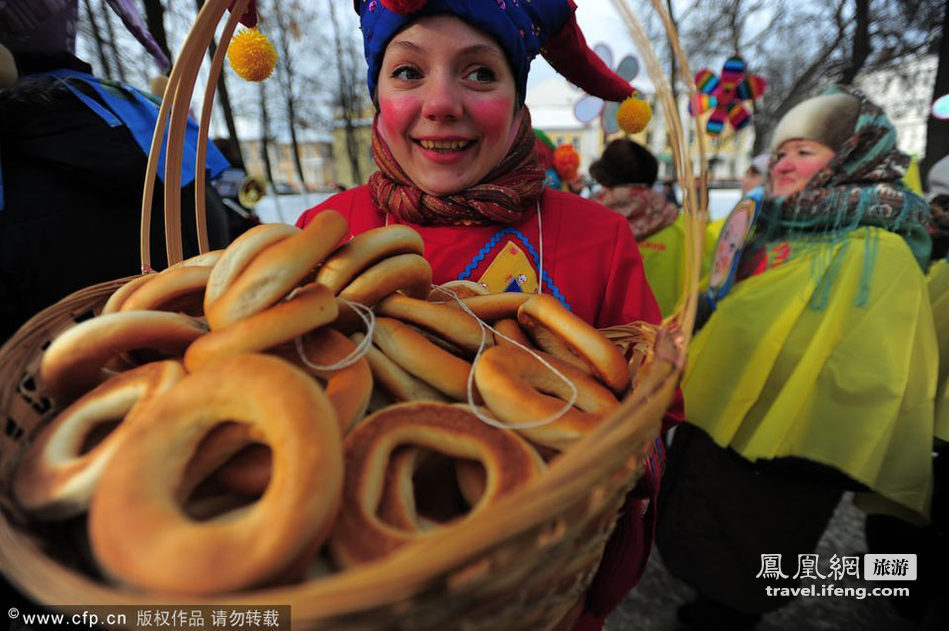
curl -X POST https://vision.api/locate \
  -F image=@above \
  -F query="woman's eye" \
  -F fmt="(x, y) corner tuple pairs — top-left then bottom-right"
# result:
(465, 67), (496, 83)
(392, 66), (422, 81)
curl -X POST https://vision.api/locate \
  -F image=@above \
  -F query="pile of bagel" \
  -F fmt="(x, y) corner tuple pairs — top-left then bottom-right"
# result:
(12, 211), (641, 596)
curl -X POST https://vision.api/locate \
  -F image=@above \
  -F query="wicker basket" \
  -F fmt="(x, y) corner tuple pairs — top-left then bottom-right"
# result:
(0, 0), (708, 627)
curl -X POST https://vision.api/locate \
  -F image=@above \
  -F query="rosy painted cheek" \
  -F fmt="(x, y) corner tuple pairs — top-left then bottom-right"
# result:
(378, 96), (420, 143)
(471, 97), (516, 142)
(801, 159), (828, 180)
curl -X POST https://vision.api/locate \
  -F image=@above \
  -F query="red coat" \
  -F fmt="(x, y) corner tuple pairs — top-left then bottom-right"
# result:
(297, 185), (682, 628)
(297, 186), (660, 328)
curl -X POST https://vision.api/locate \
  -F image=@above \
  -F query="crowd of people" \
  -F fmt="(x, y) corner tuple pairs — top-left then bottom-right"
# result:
(1, 0), (946, 630)
(535, 71), (947, 631)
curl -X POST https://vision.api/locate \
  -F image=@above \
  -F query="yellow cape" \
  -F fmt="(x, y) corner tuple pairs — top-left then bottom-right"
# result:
(684, 227), (937, 519)
(903, 156), (922, 195)
(928, 258), (949, 442)
(640, 215), (722, 318)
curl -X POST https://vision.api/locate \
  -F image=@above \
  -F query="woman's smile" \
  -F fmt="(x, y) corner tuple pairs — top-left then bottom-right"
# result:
(413, 136), (477, 163)
(415, 138), (474, 152)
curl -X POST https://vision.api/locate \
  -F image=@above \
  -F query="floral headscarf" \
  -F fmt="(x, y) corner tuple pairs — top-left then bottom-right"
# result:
(756, 86), (932, 269)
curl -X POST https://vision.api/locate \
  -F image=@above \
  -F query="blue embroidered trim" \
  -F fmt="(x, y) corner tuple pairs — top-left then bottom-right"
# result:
(644, 436), (666, 480)
(457, 227), (570, 310)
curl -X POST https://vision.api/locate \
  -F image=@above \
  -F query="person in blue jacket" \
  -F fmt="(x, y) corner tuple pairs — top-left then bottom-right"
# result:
(0, 0), (232, 342)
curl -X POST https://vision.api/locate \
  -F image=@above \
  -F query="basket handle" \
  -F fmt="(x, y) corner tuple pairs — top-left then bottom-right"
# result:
(609, 0), (707, 346)
(194, 4), (246, 255)
(139, 0), (249, 270)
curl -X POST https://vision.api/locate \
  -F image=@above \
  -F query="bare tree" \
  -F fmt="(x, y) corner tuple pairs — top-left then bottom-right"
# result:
(267, 0), (319, 191)
(141, 0), (173, 67)
(82, 0), (113, 78)
(258, 81), (278, 192)
(661, 0), (943, 154)
(328, 0), (367, 185)
(840, 0), (871, 84)
(101, 0), (127, 82)
(665, 0), (679, 106)
(194, 0), (245, 170)
(921, 0), (948, 183)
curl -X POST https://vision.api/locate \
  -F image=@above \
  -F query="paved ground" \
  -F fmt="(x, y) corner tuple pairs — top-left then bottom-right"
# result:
(605, 495), (917, 631)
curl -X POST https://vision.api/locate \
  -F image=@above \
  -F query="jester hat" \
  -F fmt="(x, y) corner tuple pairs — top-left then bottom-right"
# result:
(354, 0), (635, 105)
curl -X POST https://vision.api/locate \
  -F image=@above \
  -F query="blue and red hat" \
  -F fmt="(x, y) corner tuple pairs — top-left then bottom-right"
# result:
(354, 0), (635, 104)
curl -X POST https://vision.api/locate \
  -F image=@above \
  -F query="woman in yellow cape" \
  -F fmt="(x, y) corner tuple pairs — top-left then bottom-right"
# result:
(657, 86), (936, 629)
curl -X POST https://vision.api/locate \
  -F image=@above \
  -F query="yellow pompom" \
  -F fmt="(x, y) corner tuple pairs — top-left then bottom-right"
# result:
(616, 95), (652, 134)
(0, 43), (18, 88)
(227, 28), (278, 82)
(148, 75), (169, 99)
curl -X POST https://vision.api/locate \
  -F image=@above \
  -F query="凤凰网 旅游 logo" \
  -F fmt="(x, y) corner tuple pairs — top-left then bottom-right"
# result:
(756, 553), (917, 582)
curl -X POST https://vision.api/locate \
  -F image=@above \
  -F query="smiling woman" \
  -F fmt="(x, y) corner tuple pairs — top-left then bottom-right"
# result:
(299, 0), (655, 327)
(295, 1), (680, 629)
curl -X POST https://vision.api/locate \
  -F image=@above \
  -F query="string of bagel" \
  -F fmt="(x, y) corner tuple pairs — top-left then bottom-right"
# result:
(12, 213), (655, 596)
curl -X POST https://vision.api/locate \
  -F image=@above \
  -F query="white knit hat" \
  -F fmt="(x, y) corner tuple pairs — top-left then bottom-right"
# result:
(749, 153), (771, 175)
(928, 155), (949, 201)
(0, 42), (15, 87)
(770, 92), (860, 153)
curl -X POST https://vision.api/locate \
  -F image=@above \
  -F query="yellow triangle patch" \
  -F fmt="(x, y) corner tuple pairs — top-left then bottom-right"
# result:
(476, 241), (538, 294)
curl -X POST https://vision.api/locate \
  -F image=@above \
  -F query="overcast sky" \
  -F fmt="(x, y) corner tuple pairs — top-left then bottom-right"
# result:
(528, 0), (656, 93)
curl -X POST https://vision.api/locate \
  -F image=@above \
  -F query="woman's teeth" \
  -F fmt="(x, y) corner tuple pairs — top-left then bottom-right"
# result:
(419, 139), (469, 151)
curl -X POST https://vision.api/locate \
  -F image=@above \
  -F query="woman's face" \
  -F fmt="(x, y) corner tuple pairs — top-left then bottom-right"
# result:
(376, 16), (519, 196)
(770, 139), (835, 197)
(740, 168), (764, 194)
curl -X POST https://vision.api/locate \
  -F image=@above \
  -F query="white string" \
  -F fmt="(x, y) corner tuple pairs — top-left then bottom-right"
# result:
(294, 299), (376, 371)
(429, 285), (578, 430)
(536, 200), (544, 295)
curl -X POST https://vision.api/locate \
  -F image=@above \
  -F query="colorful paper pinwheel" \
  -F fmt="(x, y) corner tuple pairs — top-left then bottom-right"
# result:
(692, 56), (767, 135)
(573, 43), (640, 134)
(933, 93), (949, 120)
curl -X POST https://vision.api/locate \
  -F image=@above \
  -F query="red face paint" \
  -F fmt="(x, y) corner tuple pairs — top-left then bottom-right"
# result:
(770, 139), (835, 198)
(376, 16), (518, 196)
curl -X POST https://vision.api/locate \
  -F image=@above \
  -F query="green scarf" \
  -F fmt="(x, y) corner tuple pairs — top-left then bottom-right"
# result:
(741, 86), (932, 307)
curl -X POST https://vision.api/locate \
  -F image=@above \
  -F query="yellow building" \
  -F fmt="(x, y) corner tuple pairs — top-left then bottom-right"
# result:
(330, 117), (374, 188)
(240, 137), (335, 192)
